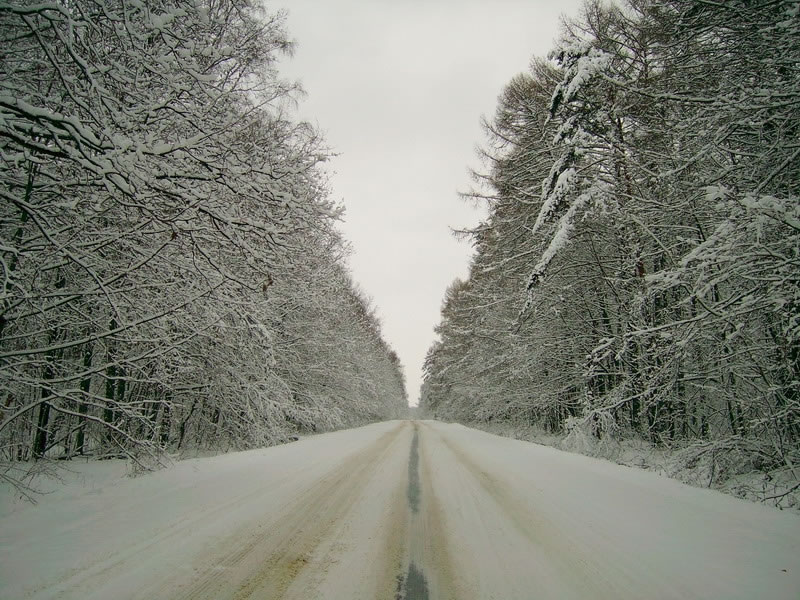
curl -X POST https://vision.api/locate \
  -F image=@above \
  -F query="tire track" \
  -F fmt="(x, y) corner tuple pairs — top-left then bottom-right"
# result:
(423, 423), (629, 598)
(164, 421), (409, 600)
(41, 459), (311, 600)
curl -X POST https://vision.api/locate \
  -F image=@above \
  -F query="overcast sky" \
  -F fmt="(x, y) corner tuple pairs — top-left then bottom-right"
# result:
(278, 0), (583, 405)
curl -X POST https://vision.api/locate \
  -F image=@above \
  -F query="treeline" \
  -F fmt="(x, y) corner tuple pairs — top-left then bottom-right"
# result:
(0, 0), (407, 480)
(422, 0), (798, 488)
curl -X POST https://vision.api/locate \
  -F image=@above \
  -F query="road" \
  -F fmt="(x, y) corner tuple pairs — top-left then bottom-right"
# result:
(2, 420), (799, 599)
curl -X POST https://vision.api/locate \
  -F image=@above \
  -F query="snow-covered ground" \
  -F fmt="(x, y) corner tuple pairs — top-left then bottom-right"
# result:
(467, 419), (800, 511)
(1, 420), (798, 599)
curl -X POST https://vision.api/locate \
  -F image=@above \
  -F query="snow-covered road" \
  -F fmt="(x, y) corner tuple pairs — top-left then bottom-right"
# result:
(2, 420), (799, 599)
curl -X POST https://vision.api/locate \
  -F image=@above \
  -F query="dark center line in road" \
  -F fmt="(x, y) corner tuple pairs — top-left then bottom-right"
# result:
(407, 427), (421, 514)
(396, 562), (429, 600)
(397, 425), (430, 599)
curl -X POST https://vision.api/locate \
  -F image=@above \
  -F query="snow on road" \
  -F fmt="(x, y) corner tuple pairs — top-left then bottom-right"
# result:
(1, 420), (798, 599)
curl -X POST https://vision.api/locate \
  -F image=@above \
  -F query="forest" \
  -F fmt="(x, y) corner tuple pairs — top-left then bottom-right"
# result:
(0, 0), (407, 490)
(421, 0), (799, 503)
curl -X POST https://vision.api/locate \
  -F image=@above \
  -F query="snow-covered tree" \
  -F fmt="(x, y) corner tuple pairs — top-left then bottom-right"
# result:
(422, 0), (799, 500)
(1, 0), (406, 488)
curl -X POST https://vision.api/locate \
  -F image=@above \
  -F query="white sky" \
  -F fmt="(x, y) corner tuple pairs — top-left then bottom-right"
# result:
(277, 0), (583, 405)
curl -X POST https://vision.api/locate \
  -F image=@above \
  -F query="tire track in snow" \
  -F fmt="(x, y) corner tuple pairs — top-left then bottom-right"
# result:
(157, 421), (410, 600)
(37, 457), (314, 600)
(425, 422), (632, 599)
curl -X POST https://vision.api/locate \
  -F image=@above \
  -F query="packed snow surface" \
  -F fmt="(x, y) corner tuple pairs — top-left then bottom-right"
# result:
(1, 420), (798, 599)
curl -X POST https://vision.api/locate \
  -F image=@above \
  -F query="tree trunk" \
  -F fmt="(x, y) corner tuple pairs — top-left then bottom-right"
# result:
(32, 401), (51, 459)
(74, 342), (93, 455)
